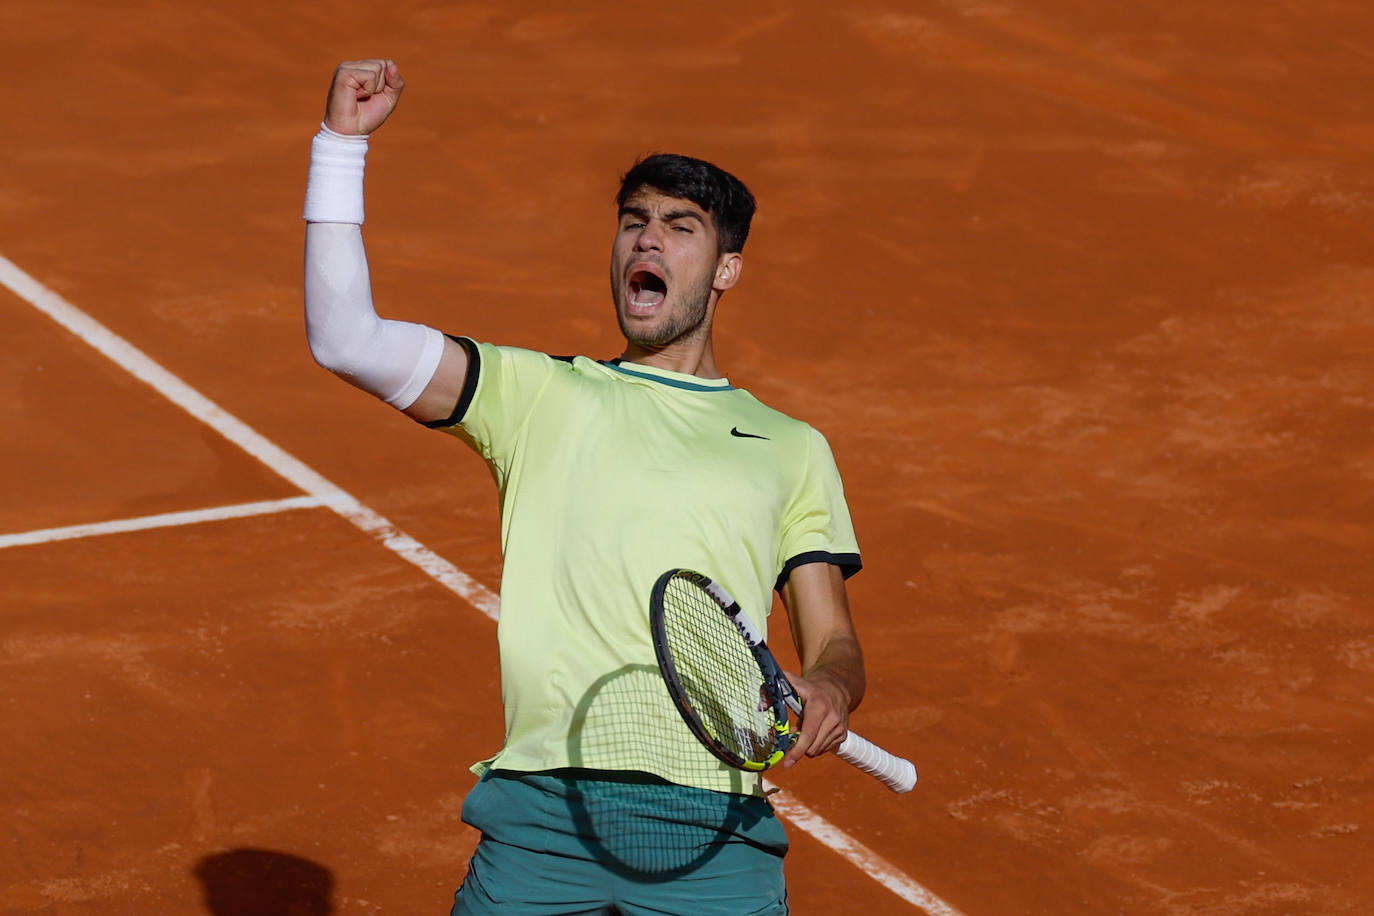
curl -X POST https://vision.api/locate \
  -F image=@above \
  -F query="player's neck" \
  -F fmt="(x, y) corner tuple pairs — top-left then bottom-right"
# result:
(620, 337), (722, 380)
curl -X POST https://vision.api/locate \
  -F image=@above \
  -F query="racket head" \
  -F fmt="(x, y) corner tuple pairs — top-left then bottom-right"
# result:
(650, 569), (795, 772)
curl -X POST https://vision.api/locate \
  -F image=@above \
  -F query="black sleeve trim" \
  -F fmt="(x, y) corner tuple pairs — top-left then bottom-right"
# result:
(774, 551), (863, 593)
(422, 335), (481, 428)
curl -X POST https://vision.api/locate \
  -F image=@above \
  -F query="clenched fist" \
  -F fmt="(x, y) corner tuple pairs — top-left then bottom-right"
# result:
(324, 59), (405, 136)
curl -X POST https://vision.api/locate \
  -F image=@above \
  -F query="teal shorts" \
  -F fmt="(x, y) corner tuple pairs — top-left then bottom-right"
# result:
(450, 768), (789, 915)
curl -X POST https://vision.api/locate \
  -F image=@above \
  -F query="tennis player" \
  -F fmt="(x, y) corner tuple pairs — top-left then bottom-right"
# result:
(304, 59), (868, 915)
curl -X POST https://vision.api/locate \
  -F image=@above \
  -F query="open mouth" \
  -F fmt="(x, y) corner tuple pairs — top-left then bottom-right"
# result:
(627, 266), (668, 310)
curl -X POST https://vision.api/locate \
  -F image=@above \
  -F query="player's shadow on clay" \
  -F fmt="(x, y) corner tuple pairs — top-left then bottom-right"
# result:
(193, 848), (333, 916)
(562, 664), (767, 881)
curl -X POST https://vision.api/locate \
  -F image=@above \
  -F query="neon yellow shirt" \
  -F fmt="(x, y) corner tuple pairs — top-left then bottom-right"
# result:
(431, 339), (861, 796)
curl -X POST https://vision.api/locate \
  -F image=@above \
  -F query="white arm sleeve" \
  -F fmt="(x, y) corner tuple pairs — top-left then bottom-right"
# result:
(304, 223), (444, 408)
(303, 127), (444, 410)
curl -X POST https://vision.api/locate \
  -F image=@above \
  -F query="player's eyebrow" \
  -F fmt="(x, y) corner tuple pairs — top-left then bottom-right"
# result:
(619, 205), (707, 225)
(663, 209), (706, 225)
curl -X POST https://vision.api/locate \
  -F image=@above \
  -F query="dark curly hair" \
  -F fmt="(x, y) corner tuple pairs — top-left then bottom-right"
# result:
(616, 153), (756, 255)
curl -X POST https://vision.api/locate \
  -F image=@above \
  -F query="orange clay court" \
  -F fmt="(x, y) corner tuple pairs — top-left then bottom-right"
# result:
(3, 2), (1373, 914)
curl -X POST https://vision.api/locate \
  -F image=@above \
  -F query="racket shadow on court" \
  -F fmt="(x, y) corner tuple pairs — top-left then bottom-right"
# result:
(193, 848), (333, 916)
(562, 663), (772, 881)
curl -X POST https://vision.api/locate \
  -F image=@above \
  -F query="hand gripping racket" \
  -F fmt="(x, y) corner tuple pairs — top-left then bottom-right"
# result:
(650, 568), (917, 794)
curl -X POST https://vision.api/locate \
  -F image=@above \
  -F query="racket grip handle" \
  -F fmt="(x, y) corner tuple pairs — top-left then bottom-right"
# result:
(837, 731), (918, 794)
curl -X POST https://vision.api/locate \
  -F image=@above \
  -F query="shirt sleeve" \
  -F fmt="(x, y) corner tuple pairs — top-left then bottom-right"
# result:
(774, 425), (863, 591)
(424, 338), (562, 472)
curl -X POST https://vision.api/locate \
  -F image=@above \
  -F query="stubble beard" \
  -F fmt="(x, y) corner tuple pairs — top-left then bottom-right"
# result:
(613, 268), (715, 349)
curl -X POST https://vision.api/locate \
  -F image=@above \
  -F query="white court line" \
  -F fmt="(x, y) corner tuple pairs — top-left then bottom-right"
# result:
(769, 790), (964, 915)
(0, 256), (499, 621)
(0, 496), (329, 550)
(0, 254), (960, 915)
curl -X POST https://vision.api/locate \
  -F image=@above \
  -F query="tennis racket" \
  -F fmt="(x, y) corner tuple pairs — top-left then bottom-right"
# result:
(649, 568), (917, 794)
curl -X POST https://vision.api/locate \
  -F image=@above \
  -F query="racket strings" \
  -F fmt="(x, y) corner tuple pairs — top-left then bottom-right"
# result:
(661, 577), (778, 765)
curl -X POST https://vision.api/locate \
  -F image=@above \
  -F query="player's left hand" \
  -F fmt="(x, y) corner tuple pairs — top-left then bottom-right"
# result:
(781, 669), (851, 768)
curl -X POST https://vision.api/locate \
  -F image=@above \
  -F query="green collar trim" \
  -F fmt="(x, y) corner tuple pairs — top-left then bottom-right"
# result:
(604, 361), (735, 392)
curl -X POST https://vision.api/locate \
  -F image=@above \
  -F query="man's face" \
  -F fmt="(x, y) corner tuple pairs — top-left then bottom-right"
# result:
(610, 189), (732, 350)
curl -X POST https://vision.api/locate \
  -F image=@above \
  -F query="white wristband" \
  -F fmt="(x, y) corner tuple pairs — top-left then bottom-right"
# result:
(303, 123), (369, 224)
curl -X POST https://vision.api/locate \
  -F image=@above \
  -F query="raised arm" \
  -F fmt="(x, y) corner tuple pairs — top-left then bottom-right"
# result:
(303, 59), (469, 423)
(777, 561), (867, 767)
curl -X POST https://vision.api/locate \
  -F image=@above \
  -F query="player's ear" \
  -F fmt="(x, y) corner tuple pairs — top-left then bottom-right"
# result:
(714, 253), (743, 292)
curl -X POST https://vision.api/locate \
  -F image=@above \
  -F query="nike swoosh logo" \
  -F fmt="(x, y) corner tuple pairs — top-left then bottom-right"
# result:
(731, 427), (770, 440)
